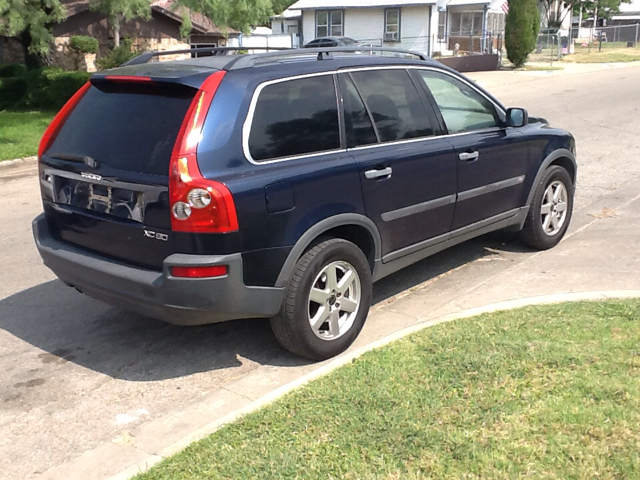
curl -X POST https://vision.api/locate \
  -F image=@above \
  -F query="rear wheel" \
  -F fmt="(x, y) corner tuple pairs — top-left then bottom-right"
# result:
(270, 238), (372, 360)
(520, 165), (573, 250)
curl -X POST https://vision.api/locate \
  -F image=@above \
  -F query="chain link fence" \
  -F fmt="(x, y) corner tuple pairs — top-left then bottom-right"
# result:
(528, 32), (562, 63)
(576, 23), (640, 51)
(357, 32), (503, 57)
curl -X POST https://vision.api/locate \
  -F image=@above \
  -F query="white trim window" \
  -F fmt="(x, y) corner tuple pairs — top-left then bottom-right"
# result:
(384, 9), (401, 42)
(316, 10), (343, 37)
(438, 10), (446, 39)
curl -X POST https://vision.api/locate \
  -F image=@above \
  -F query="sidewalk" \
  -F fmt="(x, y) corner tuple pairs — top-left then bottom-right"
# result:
(37, 174), (640, 480)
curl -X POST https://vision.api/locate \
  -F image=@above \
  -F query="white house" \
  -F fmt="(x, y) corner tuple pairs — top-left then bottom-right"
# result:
(288, 0), (508, 55)
(271, 8), (303, 35)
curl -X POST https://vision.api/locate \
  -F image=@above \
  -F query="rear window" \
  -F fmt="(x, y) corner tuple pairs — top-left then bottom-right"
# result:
(48, 82), (196, 176)
(248, 75), (340, 161)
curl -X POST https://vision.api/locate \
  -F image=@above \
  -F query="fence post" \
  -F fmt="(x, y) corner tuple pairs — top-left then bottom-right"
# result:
(636, 23), (639, 48)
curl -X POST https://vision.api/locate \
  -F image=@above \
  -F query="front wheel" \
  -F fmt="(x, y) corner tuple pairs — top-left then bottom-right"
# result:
(520, 165), (574, 250)
(270, 238), (372, 360)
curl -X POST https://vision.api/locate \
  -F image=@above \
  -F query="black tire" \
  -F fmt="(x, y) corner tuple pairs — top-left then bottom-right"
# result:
(270, 238), (372, 361)
(520, 165), (574, 250)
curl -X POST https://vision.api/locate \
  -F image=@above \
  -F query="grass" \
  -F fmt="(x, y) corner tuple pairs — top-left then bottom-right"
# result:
(136, 299), (640, 479)
(520, 64), (564, 71)
(563, 47), (640, 63)
(0, 110), (55, 161)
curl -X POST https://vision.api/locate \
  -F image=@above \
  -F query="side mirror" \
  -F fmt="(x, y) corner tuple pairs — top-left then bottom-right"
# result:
(506, 107), (528, 128)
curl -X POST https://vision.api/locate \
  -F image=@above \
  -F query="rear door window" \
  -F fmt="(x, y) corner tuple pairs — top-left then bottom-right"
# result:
(340, 74), (378, 148)
(248, 75), (340, 161)
(48, 82), (196, 176)
(350, 69), (434, 143)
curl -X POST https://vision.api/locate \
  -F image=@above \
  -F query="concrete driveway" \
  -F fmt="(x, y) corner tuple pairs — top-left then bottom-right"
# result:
(1, 63), (639, 480)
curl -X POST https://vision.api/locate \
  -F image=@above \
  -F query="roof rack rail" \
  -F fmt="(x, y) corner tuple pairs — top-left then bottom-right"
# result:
(123, 46), (292, 66)
(223, 46), (430, 70)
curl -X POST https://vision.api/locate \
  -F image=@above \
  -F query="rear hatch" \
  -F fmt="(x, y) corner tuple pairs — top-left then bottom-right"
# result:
(39, 78), (196, 269)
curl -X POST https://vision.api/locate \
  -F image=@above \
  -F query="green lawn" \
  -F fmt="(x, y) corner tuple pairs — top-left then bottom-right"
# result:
(137, 299), (640, 479)
(0, 110), (55, 161)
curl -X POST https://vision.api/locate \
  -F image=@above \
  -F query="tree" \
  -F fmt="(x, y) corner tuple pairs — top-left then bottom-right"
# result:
(0, 0), (66, 67)
(175, 0), (285, 34)
(89, 0), (151, 47)
(540, 0), (580, 28)
(574, 0), (631, 24)
(505, 0), (540, 68)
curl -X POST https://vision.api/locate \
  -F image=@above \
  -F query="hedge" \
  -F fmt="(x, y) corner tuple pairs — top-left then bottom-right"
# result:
(0, 66), (91, 110)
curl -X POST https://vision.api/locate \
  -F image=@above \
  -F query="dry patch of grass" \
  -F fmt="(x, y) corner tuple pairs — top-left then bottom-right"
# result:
(564, 48), (640, 63)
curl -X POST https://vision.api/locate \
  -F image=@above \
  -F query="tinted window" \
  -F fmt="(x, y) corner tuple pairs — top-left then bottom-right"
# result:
(49, 83), (195, 176)
(418, 70), (499, 134)
(351, 69), (434, 142)
(249, 75), (340, 161)
(341, 75), (377, 147)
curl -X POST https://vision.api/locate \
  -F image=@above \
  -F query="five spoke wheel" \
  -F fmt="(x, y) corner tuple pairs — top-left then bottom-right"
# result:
(540, 180), (568, 236)
(308, 261), (361, 340)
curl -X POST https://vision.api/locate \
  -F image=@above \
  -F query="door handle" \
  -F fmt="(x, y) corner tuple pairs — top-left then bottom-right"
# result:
(458, 151), (479, 161)
(364, 167), (393, 180)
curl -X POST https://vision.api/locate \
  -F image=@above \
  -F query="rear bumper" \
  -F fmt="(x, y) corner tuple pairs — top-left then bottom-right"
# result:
(32, 214), (285, 325)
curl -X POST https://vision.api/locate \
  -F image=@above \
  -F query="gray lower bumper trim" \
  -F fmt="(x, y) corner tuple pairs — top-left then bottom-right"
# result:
(32, 214), (285, 325)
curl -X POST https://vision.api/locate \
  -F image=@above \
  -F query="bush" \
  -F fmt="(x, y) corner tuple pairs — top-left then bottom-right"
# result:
(0, 67), (91, 110)
(0, 63), (27, 78)
(96, 38), (139, 70)
(505, 0), (540, 68)
(69, 35), (99, 54)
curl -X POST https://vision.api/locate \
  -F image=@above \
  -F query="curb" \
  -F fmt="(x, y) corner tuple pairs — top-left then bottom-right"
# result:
(0, 155), (37, 171)
(108, 290), (640, 480)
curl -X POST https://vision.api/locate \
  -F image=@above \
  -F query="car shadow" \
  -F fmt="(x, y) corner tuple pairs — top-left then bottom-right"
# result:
(0, 231), (530, 382)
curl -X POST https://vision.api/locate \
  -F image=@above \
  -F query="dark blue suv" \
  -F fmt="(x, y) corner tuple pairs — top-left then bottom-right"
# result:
(33, 48), (577, 360)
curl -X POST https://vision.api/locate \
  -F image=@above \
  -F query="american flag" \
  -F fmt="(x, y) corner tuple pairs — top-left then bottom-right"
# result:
(501, 1), (509, 13)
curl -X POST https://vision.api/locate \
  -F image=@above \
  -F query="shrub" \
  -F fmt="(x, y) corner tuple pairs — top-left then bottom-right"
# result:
(69, 35), (99, 54)
(0, 76), (28, 110)
(0, 63), (27, 78)
(505, 0), (541, 68)
(96, 38), (139, 70)
(0, 67), (91, 110)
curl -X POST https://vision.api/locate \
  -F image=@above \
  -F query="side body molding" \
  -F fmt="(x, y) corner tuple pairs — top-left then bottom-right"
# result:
(274, 213), (382, 288)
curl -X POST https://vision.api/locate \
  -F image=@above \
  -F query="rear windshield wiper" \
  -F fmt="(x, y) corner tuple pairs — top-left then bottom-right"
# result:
(48, 153), (99, 169)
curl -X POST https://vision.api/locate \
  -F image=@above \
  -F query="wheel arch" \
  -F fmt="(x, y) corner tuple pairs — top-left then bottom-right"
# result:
(275, 214), (382, 288)
(526, 148), (577, 208)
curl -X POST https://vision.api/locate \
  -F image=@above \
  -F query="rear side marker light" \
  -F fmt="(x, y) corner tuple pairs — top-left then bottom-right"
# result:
(171, 265), (228, 278)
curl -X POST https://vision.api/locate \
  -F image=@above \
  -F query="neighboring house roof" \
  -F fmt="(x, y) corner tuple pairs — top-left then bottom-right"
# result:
(59, 0), (238, 36)
(151, 0), (239, 35)
(272, 8), (302, 19)
(611, 0), (640, 19)
(289, 0), (436, 9)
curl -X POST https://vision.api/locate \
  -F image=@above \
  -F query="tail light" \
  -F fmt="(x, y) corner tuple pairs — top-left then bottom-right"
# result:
(38, 82), (92, 158)
(169, 71), (239, 233)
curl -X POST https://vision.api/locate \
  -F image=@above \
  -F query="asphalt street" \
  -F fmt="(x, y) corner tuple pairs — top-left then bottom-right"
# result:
(0, 62), (639, 479)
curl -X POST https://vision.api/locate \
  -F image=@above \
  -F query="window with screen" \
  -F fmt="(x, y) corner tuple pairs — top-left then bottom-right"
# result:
(385, 9), (401, 41)
(418, 70), (499, 134)
(350, 69), (434, 143)
(316, 10), (343, 37)
(248, 75), (340, 161)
